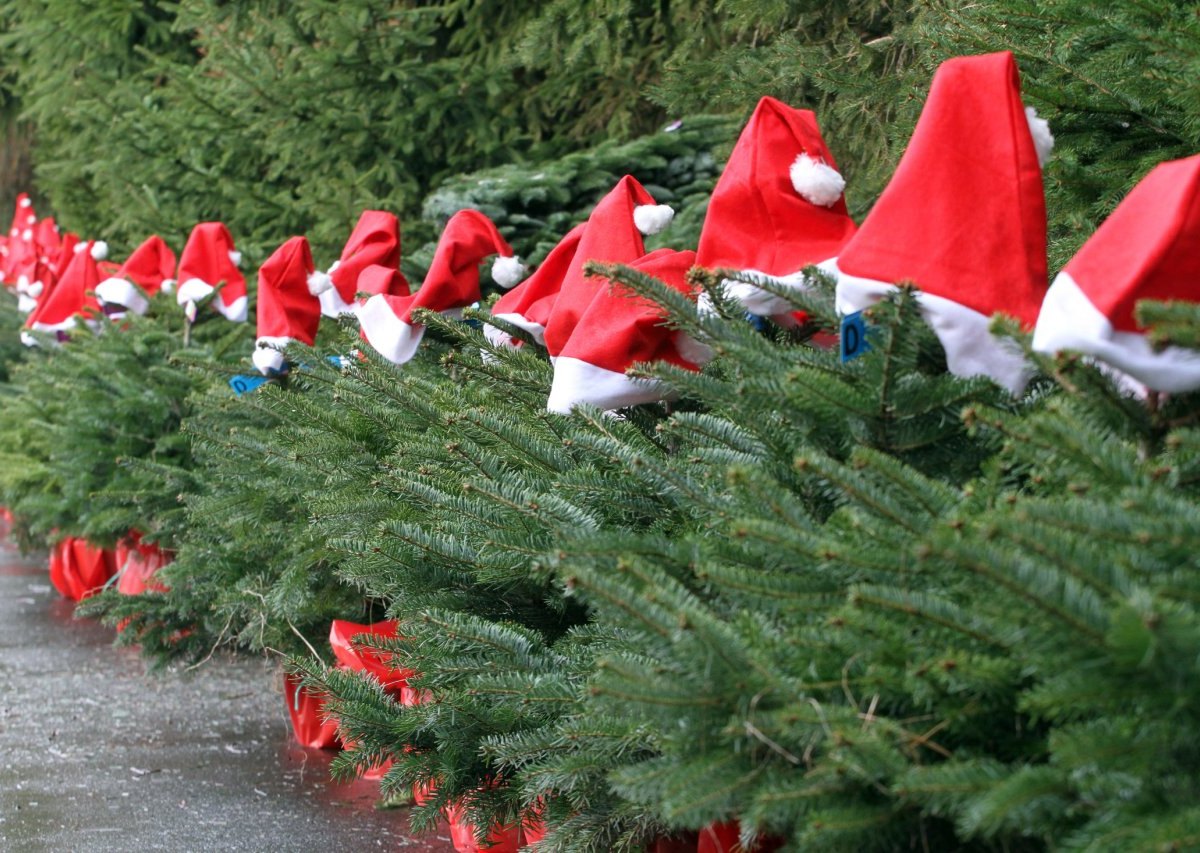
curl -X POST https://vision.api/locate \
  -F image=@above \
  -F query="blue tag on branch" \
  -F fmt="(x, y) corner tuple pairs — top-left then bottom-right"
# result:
(840, 310), (870, 362)
(229, 374), (268, 396)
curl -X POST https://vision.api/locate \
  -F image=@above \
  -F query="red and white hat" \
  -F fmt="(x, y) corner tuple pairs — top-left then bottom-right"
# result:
(542, 175), (673, 358)
(548, 248), (702, 412)
(356, 263), (411, 301)
(1032, 154), (1200, 392)
(483, 222), (587, 350)
(96, 235), (177, 316)
(23, 240), (103, 344)
(7, 193), (36, 241)
(696, 96), (856, 319)
(253, 236), (322, 375)
(34, 217), (62, 260)
(175, 222), (247, 322)
(308, 210), (405, 317)
(832, 51), (1052, 393)
(357, 209), (523, 364)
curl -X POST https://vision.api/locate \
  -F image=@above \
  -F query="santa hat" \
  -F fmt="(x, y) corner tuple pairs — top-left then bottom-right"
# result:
(483, 222), (588, 350)
(1032, 154), (1200, 392)
(175, 222), (248, 322)
(23, 240), (103, 343)
(34, 217), (62, 259)
(696, 96), (857, 318)
(832, 51), (1051, 393)
(253, 236), (322, 376)
(308, 210), (404, 317)
(542, 175), (673, 358)
(95, 235), (178, 316)
(357, 209), (523, 364)
(7, 193), (35, 241)
(548, 248), (702, 413)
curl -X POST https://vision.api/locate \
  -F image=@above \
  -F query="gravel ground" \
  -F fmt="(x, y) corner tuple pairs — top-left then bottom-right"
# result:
(0, 543), (454, 852)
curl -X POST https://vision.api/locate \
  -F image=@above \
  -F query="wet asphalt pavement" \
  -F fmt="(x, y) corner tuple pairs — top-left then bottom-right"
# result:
(0, 543), (455, 852)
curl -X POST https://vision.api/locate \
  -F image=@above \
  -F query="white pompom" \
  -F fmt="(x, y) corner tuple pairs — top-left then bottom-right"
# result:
(307, 269), (334, 296)
(73, 241), (87, 254)
(1025, 106), (1054, 168)
(21, 229), (32, 242)
(19, 197), (31, 208)
(28, 280), (44, 298)
(633, 204), (674, 235)
(26, 214), (36, 225)
(328, 259), (341, 274)
(20, 331), (38, 348)
(10, 227), (18, 237)
(790, 153), (845, 207)
(90, 240), (109, 261)
(160, 278), (176, 294)
(490, 254), (526, 288)
(228, 250), (242, 268)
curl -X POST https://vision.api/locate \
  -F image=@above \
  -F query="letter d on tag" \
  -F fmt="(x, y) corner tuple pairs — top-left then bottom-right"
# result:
(840, 310), (870, 362)
(229, 374), (268, 396)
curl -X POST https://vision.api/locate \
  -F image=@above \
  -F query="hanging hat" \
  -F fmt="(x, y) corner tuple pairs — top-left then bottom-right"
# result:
(357, 209), (523, 364)
(483, 222), (588, 350)
(832, 51), (1052, 393)
(95, 235), (178, 316)
(23, 240), (103, 343)
(542, 175), (673, 358)
(548, 248), (701, 412)
(253, 236), (322, 375)
(308, 211), (405, 317)
(1032, 154), (1200, 392)
(175, 222), (248, 322)
(696, 96), (857, 318)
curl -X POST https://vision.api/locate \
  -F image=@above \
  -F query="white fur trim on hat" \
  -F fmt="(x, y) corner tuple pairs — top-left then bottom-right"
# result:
(318, 287), (356, 318)
(215, 294), (248, 323)
(547, 356), (676, 413)
(20, 330), (38, 347)
(634, 204), (675, 235)
(17, 294), (38, 314)
(483, 312), (547, 350)
(252, 335), (292, 376)
(175, 277), (214, 305)
(160, 278), (176, 294)
(90, 240), (109, 261)
(491, 255), (526, 289)
(1025, 107), (1054, 169)
(1032, 271), (1200, 393)
(674, 331), (714, 366)
(790, 153), (846, 207)
(833, 260), (1032, 394)
(228, 250), (242, 268)
(96, 277), (150, 316)
(356, 295), (425, 365)
(307, 269), (334, 296)
(27, 280), (44, 298)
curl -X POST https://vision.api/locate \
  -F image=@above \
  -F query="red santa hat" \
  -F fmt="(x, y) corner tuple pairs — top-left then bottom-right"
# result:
(23, 240), (103, 343)
(483, 222), (588, 350)
(7, 193), (36, 241)
(308, 210), (405, 317)
(253, 236), (322, 375)
(175, 222), (247, 322)
(95, 235), (178, 316)
(696, 96), (857, 319)
(1032, 154), (1200, 392)
(542, 175), (673, 358)
(832, 51), (1052, 393)
(357, 209), (523, 364)
(34, 217), (62, 259)
(548, 248), (702, 413)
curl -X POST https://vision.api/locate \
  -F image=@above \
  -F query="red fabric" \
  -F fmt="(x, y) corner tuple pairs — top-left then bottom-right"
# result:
(542, 175), (659, 357)
(357, 264), (411, 300)
(257, 236), (321, 344)
(697, 821), (785, 853)
(328, 619), (412, 694)
(373, 209), (514, 326)
(445, 802), (524, 853)
(7, 193), (35, 240)
(0, 506), (13, 539)
(34, 218), (62, 258)
(490, 222), (588, 335)
(48, 537), (118, 601)
(26, 245), (102, 331)
(1064, 154), (1200, 333)
(557, 248), (700, 374)
(116, 235), (177, 298)
(52, 234), (80, 280)
(697, 96), (856, 275)
(283, 673), (341, 750)
(836, 51), (1048, 328)
(114, 531), (171, 595)
(651, 834), (700, 853)
(330, 210), (403, 304)
(176, 222), (246, 316)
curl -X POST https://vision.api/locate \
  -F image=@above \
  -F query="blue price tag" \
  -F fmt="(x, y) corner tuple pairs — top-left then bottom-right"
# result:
(327, 355), (351, 369)
(840, 310), (870, 362)
(229, 374), (268, 396)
